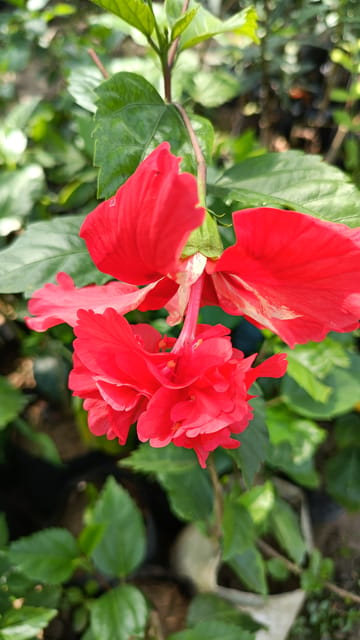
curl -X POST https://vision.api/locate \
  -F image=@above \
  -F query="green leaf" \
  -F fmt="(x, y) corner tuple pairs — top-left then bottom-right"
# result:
(23, 584), (61, 610)
(93, 73), (216, 199)
(0, 606), (57, 640)
(169, 619), (255, 640)
(285, 353), (332, 403)
(90, 477), (146, 578)
(266, 557), (290, 581)
(122, 442), (197, 474)
(325, 448), (360, 510)
(222, 496), (255, 560)
(187, 593), (261, 632)
(90, 584), (148, 640)
(238, 481), (275, 529)
(177, 4), (259, 50)
(186, 69), (240, 108)
(282, 353), (360, 420)
(67, 65), (104, 113)
(0, 377), (28, 429)
(229, 394), (270, 487)
(226, 546), (267, 594)
(266, 403), (326, 487)
(334, 413), (360, 449)
(270, 498), (307, 564)
(171, 7), (199, 40)
(90, 0), (155, 36)
(77, 523), (105, 556)
(9, 528), (78, 584)
(122, 444), (213, 522)
(0, 214), (109, 295)
(93, 72), (187, 198)
(213, 151), (360, 227)
(301, 549), (334, 593)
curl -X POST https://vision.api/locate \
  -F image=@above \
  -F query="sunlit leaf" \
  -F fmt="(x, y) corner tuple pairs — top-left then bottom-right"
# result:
(0, 606), (57, 640)
(90, 0), (155, 36)
(213, 151), (360, 227)
(282, 353), (360, 419)
(175, 3), (259, 50)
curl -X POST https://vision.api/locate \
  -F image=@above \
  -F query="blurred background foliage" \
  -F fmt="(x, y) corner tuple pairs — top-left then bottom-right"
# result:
(0, 0), (360, 638)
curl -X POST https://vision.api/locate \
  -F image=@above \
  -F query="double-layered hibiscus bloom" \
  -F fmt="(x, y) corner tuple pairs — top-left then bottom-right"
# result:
(70, 308), (286, 467)
(26, 142), (360, 464)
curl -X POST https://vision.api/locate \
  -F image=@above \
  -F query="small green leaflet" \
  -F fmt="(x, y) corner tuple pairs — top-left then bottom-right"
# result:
(90, 0), (155, 37)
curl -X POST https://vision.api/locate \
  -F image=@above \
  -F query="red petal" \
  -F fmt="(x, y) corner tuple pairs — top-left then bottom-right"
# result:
(80, 142), (205, 285)
(25, 272), (160, 330)
(72, 309), (160, 393)
(210, 208), (360, 346)
(245, 353), (288, 388)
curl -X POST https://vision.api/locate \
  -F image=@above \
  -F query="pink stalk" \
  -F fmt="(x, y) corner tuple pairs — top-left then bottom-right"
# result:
(172, 275), (204, 353)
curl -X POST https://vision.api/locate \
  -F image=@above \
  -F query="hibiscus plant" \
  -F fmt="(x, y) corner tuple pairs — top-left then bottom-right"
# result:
(0, 0), (360, 638)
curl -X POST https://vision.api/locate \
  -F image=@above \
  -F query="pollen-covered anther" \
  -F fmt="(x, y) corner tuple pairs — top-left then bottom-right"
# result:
(166, 359), (177, 369)
(193, 338), (203, 349)
(172, 421), (181, 433)
(158, 338), (168, 351)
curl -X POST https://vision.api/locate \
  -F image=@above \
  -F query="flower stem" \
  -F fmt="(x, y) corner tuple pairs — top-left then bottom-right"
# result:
(174, 102), (207, 207)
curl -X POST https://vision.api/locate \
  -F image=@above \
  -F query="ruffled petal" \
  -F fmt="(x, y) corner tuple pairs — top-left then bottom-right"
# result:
(72, 309), (160, 393)
(209, 208), (360, 346)
(80, 142), (205, 285)
(25, 272), (160, 331)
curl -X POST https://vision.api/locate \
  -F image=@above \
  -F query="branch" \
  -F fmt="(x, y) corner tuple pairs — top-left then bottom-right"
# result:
(258, 539), (360, 606)
(88, 48), (109, 79)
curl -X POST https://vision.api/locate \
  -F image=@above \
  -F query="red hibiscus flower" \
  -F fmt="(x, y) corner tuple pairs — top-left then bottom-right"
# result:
(26, 142), (360, 347)
(69, 306), (287, 466)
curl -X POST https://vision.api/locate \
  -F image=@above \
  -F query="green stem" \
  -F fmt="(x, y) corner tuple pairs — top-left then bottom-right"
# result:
(208, 454), (224, 543)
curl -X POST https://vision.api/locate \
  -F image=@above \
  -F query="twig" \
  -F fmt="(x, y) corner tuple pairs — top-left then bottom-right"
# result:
(325, 125), (348, 164)
(88, 48), (109, 79)
(258, 539), (360, 606)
